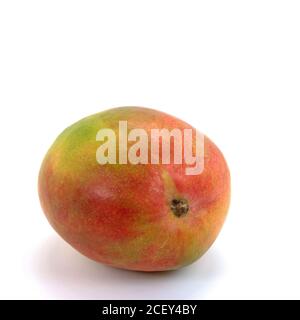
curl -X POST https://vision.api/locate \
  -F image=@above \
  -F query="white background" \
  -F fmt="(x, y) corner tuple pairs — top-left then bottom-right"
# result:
(0, 1), (299, 299)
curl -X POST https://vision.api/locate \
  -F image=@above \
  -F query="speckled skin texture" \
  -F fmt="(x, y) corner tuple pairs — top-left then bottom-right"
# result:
(38, 107), (230, 271)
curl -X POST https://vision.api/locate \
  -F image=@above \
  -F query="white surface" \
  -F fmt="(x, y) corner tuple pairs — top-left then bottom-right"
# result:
(0, 1), (300, 299)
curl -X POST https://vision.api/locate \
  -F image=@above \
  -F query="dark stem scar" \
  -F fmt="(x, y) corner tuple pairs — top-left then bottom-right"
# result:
(170, 198), (189, 217)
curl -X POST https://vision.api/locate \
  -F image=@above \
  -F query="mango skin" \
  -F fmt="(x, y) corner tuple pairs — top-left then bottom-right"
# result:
(38, 107), (230, 271)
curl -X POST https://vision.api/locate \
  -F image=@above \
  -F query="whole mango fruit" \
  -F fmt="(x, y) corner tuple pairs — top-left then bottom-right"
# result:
(38, 107), (230, 271)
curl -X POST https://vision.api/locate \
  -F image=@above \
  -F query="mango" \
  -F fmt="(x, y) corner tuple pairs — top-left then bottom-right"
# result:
(38, 107), (230, 271)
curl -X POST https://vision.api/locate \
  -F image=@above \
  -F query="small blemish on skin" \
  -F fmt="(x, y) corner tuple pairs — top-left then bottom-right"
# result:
(170, 198), (189, 217)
